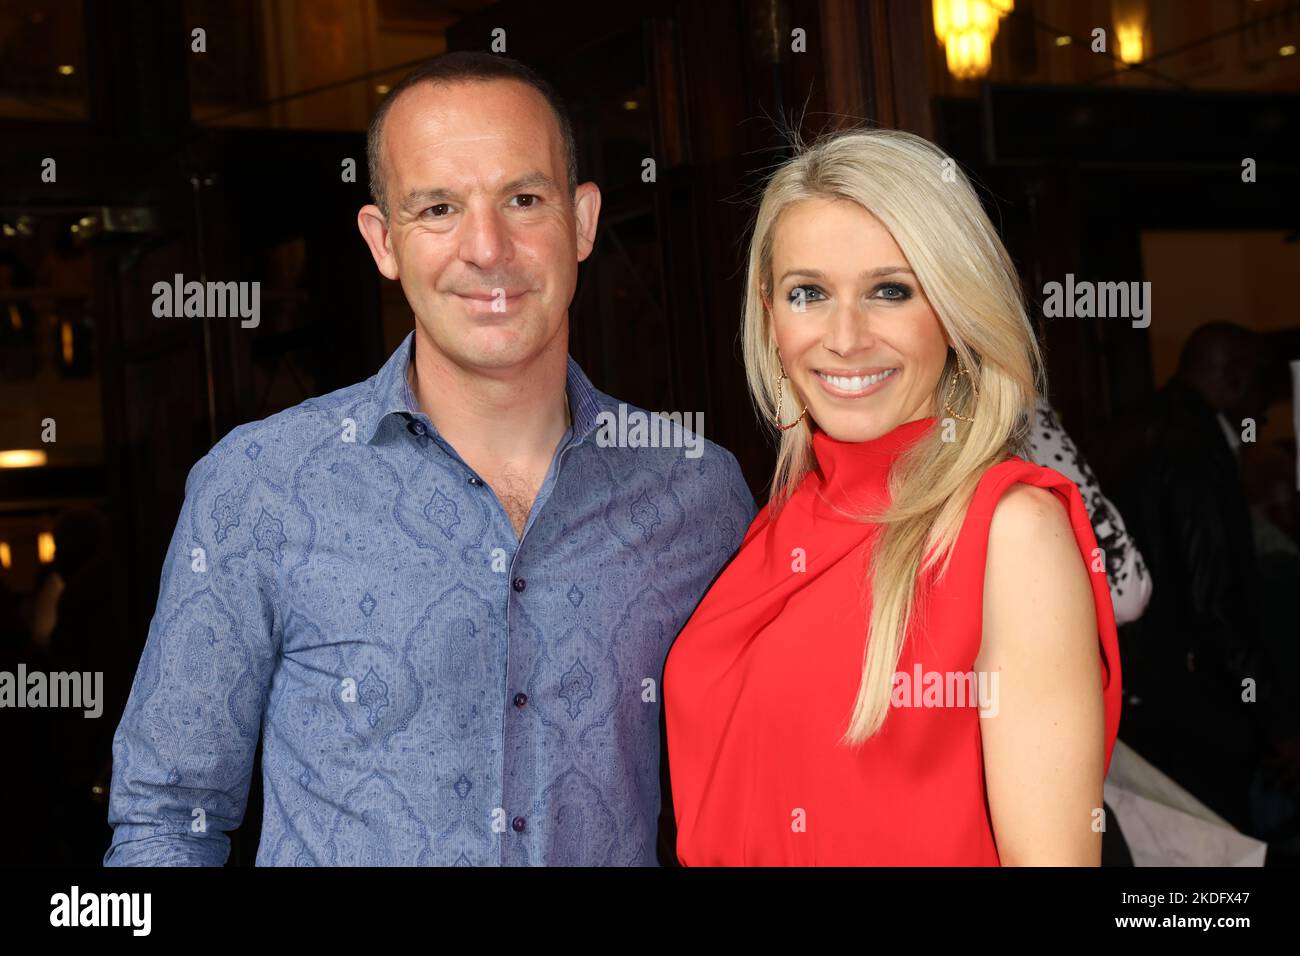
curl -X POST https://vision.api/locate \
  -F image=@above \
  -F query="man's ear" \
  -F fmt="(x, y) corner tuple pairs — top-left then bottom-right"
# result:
(357, 204), (400, 280)
(573, 182), (602, 262)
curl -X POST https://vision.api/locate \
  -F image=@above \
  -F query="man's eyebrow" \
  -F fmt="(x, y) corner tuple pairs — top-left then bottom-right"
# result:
(501, 172), (559, 194)
(778, 266), (914, 282)
(399, 187), (458, 212)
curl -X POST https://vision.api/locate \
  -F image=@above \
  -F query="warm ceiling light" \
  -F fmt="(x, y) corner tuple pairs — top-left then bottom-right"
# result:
(0, 543), (10, 570)
(38, 532), (56, 565)
(933, 0), (1014, 81)
(1116, 23), (1145, 63)
(57, 64), (75, 76)
(622, 100), (639, 110)
(1112, 0), (1148, 64)
(375, 84), (391, 95)
(1281, 45), (1296, 57)
(1055, 35), (1072, 46)
(0, 449), (48, 468)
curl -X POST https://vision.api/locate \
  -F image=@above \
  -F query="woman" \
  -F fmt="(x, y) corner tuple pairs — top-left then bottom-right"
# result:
(664, 128), (1122, 865)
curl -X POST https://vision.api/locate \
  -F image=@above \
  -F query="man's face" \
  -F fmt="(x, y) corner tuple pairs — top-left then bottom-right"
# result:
(359, 79), (599, 374)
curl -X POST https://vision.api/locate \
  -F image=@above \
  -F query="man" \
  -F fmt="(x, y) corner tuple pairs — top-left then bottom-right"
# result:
(1108, 321), (1272, 833)
(104, 52), (755, 866)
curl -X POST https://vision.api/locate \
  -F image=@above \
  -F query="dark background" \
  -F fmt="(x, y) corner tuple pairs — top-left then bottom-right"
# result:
(1, 0), (1298, 866)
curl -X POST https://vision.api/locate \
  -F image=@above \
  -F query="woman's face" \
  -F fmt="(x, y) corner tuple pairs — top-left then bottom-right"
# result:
(768, 197), (951, 443)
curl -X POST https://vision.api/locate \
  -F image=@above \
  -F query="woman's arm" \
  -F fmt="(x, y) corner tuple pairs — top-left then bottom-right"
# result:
(975, 483), (1107, 866)
(1028, 397), (1152, 626)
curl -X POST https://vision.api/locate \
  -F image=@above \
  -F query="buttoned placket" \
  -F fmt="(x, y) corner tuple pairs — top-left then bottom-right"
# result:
(400, 407), (586, 863)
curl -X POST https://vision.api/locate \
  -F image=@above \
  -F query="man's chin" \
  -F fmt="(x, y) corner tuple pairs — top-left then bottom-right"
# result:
(445, 335), (556, 374)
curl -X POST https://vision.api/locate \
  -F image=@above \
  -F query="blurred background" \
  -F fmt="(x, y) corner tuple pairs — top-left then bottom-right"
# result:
(0, 0), (1298, 866)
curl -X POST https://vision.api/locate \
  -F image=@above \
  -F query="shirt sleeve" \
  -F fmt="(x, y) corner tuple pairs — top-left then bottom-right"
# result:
(724, 449), (759, 533)
(104, 436), (281, 866)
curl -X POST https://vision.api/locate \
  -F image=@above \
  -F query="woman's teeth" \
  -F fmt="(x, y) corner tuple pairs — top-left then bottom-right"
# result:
(816, 368), (898, 391)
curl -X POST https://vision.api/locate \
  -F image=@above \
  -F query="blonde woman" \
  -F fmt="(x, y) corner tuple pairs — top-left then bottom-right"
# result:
(664, 128), (1121, 865)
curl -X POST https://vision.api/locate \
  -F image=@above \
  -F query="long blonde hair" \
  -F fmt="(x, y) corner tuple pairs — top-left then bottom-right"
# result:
(740, 127), (1045, 746)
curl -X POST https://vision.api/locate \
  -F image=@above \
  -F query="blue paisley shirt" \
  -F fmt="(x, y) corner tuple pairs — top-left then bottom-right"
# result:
(104, 331), (755, 866)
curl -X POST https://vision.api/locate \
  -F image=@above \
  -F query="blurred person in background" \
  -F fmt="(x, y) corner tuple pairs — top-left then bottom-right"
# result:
(1109, 322), (1281, 836)
(1241, 437), (1300, 861)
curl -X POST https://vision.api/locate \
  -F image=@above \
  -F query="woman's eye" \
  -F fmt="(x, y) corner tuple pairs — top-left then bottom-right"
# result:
(787, 285), (824, 307)
(875, 282), (912, 301)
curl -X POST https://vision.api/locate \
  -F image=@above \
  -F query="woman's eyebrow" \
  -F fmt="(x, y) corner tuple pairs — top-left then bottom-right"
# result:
(778, 266), (914, 282)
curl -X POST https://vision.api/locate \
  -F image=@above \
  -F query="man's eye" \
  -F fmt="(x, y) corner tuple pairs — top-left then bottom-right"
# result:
(422, 204), (452, 218)
(511, 194), (540, 208)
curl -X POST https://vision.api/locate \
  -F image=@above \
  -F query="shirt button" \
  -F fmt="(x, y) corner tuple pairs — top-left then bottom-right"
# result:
(407, 420), (426, 436)
(511, 816), (527, 833)
(512, 577), (526, 593)
(467, 475), (483, 487)
(514, 692), (528, 707)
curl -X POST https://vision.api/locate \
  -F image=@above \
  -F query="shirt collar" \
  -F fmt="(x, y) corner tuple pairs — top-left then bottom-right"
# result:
(361, 330), (605, 445)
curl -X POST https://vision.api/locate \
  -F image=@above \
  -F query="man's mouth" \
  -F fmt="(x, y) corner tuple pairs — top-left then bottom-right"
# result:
(453, 289), (531, 312)
(455, 288), (529, 300)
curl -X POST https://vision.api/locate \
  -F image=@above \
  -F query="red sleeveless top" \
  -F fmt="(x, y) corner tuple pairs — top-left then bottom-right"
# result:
(664, 414), (1122, 865)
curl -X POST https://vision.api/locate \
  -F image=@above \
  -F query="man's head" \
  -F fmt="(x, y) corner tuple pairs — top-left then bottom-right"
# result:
(358, 52), (600, 375)
(1175, 321), (1269, 426)
(365, 53), (579, 218)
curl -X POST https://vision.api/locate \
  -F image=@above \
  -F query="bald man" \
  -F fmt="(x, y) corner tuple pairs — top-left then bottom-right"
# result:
(105, 52), (755, 866)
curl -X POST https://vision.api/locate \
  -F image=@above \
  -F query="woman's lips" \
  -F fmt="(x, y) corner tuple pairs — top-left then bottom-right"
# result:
(812, 367), (899, 399)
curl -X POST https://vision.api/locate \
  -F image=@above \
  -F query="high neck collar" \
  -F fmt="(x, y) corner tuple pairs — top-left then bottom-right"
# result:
(811, 415), (938, 511)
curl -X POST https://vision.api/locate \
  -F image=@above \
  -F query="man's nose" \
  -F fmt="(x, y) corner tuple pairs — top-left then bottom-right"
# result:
(457, 204), (512, 269)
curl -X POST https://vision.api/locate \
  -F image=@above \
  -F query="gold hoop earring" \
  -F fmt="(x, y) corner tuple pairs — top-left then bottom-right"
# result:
(772, 366), (808, 432)
(943, 358), (978, 424)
